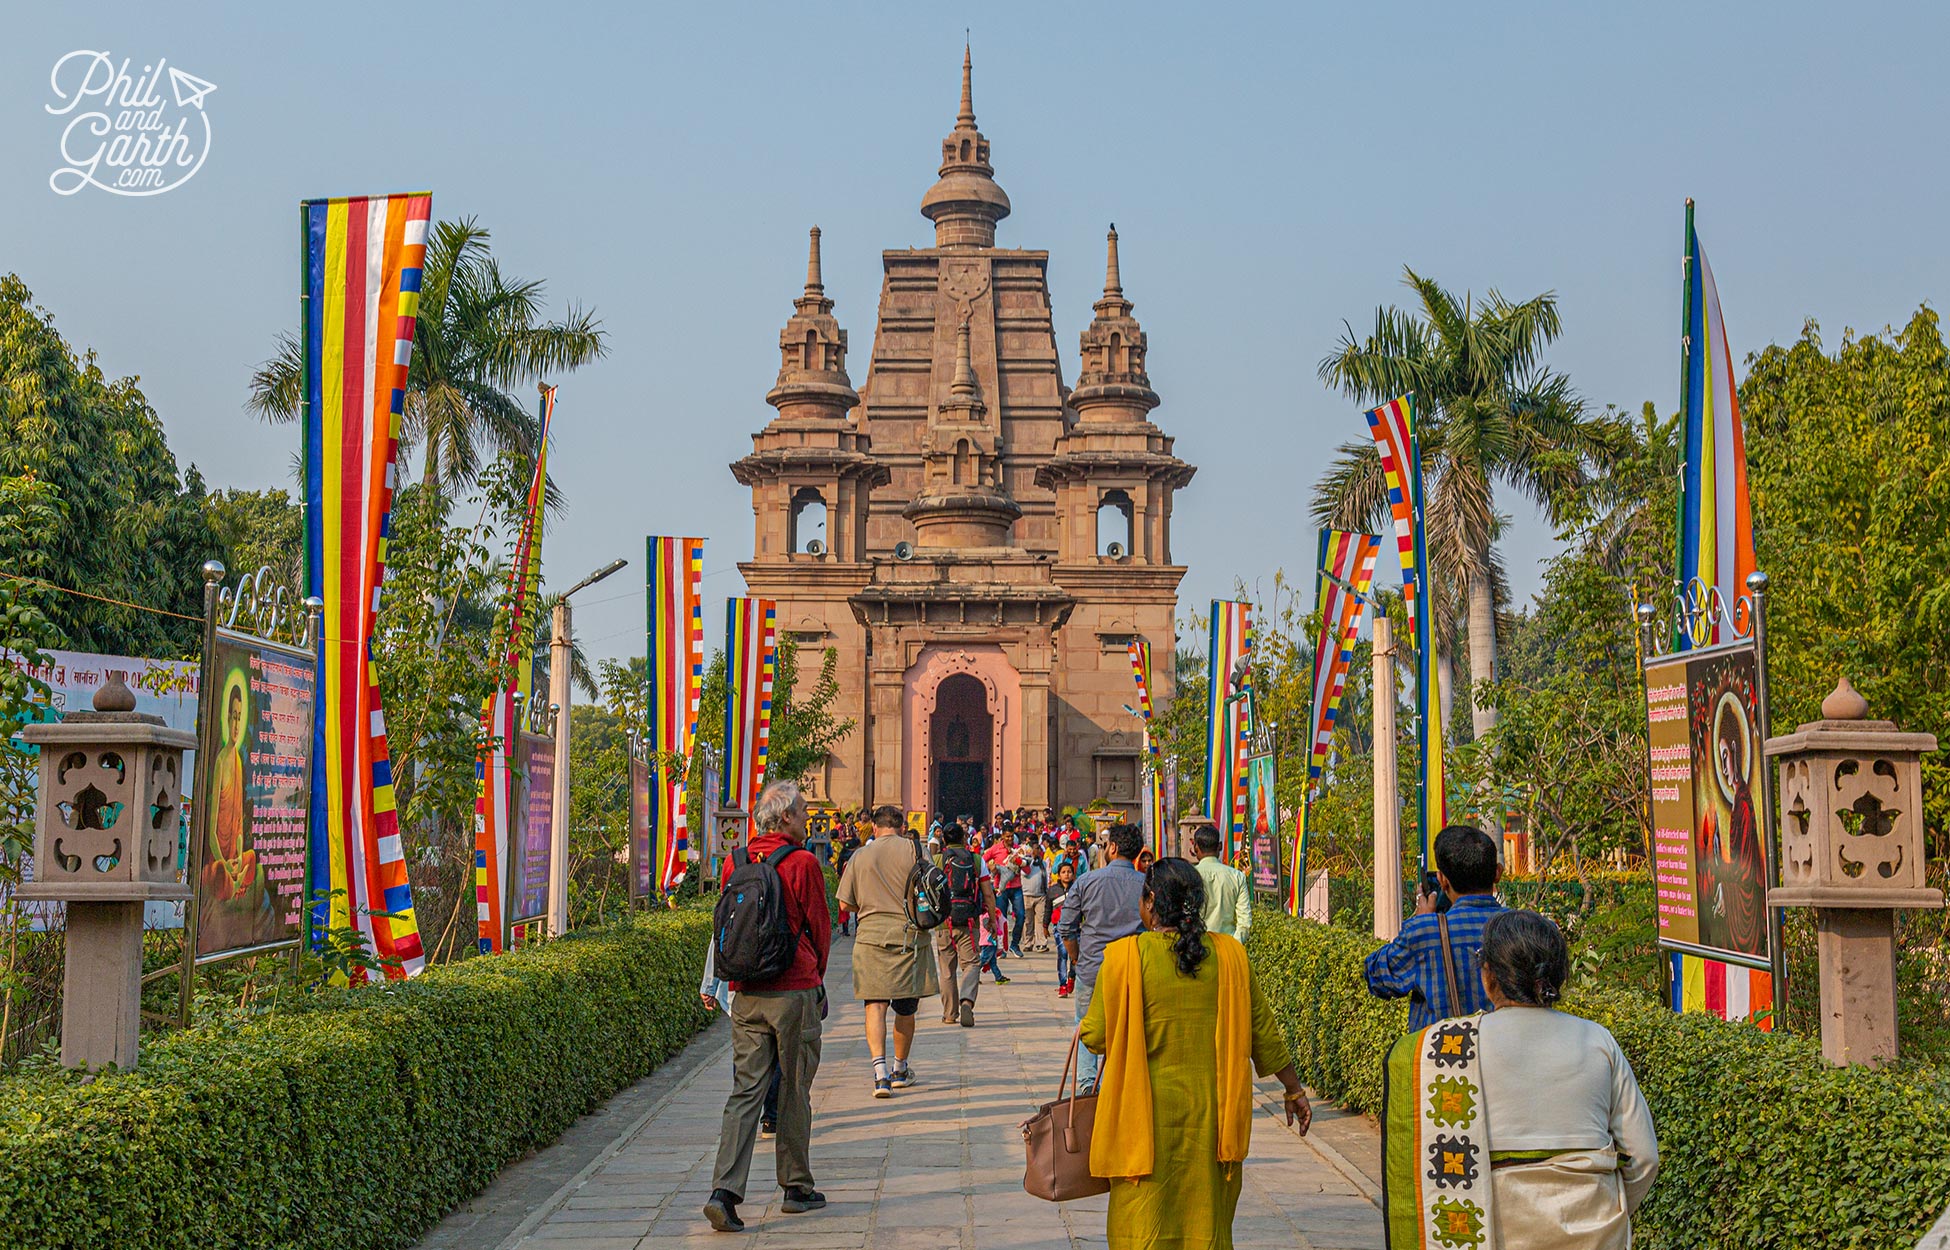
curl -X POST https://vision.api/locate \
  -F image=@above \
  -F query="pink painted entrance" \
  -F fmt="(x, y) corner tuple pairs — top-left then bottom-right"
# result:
(901, 645), (1021, 821)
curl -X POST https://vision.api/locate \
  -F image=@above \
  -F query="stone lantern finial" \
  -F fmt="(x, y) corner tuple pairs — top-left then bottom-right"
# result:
(1104, 224), (1122, 298)
(1821, 676), (1869, 721)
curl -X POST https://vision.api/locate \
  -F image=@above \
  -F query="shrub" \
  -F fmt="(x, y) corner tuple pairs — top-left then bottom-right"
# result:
(0, 906), (713, 1249)
(1249, 910), (1950, 1249)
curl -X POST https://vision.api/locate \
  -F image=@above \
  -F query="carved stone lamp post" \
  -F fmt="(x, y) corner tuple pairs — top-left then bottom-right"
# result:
(714, 807), (750, 877)
(20, 673), (194, 1069)
(1765, 677), (1942, 1066)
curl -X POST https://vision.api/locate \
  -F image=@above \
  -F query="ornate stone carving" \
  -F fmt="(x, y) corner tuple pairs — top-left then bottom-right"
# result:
(1765, 681), (1934, 903)
(23, 716), (193, 899)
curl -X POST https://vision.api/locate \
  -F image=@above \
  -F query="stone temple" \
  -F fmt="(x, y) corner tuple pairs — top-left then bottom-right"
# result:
(731, 50), (1194, 821)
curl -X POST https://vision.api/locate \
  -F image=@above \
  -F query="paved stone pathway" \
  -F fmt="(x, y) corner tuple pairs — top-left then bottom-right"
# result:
(420, 931), (1384, 1250)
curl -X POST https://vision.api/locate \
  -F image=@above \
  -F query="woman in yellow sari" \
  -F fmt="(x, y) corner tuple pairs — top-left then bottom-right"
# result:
(1080, 857), (1308, 1250)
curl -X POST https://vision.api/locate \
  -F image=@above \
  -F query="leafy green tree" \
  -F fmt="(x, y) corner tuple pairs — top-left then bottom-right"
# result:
(204, 488), (304, 589)
(1315, 269), (1619, 740)
(691, 637), (856, 796)
(1740, 309), (1950, 835)
(246, 218), (609, 495)
(0, 577), (57, 1056)
(0, 274), (225, 656)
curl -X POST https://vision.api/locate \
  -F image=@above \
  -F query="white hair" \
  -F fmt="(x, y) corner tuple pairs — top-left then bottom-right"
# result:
(752, 779), (803, 832)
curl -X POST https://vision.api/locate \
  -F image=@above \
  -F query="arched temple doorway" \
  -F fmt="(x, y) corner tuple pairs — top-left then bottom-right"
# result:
(900, 645), (1021, 820)
(930, 673), (992, 823)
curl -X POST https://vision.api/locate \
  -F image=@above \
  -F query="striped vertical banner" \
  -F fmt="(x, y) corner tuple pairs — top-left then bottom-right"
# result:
(1670, 952), (1774, 1031)
(721, 598), (779, 814)
(1674, 204), (1771, 1023)
(1204, 601), (1253, 857)
(1366, 394), (1445, 873)
(302, 193), (430, 979)
(474, 387), (554, 953)
(1679, 201), (1757, 647)
(1290, 529), (1382, 914)
(646, 537), (705, 894)
(1128, 639), (1166, 858)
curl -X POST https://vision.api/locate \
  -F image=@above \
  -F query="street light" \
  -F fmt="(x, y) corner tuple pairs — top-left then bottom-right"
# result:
(547, 557), (629, 937)
(566, 558), (628, 599)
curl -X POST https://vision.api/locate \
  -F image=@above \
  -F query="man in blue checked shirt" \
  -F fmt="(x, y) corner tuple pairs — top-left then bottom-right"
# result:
(1363, 825), (1507, 1029)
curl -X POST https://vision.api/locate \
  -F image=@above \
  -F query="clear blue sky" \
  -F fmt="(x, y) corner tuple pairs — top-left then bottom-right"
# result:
(7, 3), (1947, 666)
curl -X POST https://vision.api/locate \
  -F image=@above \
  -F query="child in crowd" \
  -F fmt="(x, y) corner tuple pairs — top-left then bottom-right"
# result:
(978, 909), (1010, 984)
(1048, 859), (1077, 996)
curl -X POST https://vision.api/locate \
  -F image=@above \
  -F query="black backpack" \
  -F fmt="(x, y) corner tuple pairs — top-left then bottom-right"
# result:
(713, 844), (809, 983)
(943, 846), (981, 923)
(905, 836), (951, 931)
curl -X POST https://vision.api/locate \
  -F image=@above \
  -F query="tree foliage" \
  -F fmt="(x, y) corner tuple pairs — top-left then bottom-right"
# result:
(0, 274), (225, 656)
(246, 218), (609, 497)
(1315, 268), (1620, 739)
(1740, 309), (1950, 835)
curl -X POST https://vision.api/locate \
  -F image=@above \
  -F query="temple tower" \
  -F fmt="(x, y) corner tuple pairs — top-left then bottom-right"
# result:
(732, 51), (1192, 817)
(732, 226), (888, 804)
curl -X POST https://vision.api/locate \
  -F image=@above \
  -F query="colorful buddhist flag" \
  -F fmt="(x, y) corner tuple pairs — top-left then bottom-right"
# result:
(1366, 394), (1445, 873)
(302, 192), (431, 979)
(721, 597), (778, 816)
(1204, 601), (1253, 856)
(646, 537), (705, 893)
(1670, 952), (1774, 1032)
(1128, 639), (1166, 857)
(1290, 529), (1382, 914)
(474, 387), (554, 953)
(1675, 204), (1771, 1020)
(1679, 201), (1757, 647)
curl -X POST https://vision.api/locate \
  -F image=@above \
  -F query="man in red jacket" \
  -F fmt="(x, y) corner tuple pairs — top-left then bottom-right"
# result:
(705, 779), (833, 1233)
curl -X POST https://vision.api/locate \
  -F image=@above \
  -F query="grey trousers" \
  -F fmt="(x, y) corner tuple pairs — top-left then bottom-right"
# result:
(1023, 894), (1050, 946)
(712, 988), (822, 1200)
(934, 922), (980, 1019)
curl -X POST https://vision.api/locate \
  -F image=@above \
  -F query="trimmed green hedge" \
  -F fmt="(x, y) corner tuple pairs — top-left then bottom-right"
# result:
(0, 906), (713, 1249)
(1249, 910), (1950, 1249)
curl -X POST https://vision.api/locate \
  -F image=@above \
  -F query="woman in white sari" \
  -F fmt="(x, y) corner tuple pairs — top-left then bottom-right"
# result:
(1382, 910), (1658, 1250)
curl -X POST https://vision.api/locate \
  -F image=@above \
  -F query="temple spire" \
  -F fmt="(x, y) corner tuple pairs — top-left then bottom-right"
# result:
(920, 46), (1010, 248)
(1071, 225), (1156, 422)
(769, 225), (855, 416)
(794, 225), (833, 316)
(950, 317), (979, 398)
(959, 42), (975, 124)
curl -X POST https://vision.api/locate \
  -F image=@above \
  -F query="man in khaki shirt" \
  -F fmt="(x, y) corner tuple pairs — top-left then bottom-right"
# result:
(836, 805), (938, 1098)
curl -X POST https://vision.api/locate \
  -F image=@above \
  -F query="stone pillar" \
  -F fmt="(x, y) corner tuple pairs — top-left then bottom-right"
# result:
(870, 659), (907, 812)
(1372, 616), (1402, 941)
(1764, 678), (1942, 1066)
(1019, 674), (1053, 809)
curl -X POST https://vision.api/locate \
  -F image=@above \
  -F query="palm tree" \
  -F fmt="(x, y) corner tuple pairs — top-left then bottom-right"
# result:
(1314, 268), (1619, 741)
(247, 217), (608, 494)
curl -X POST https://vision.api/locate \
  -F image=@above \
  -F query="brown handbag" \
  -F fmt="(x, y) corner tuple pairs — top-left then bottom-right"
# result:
(1021, 1030), (1110, 1201)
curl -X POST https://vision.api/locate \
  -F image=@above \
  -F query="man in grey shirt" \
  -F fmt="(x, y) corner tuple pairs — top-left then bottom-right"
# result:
(1057, 822), (1146, 1092)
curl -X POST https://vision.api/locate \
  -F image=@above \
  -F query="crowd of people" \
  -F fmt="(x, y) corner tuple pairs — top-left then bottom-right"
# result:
(696, 781), (1660, 1250)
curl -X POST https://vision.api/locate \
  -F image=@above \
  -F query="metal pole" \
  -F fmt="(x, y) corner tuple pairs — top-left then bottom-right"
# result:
(548, 600), (573, 936)
(1748, 570), (1789, 1032)
(179, 561), (226, 1026)
(295, 596), (323, 978)
(1372, 615), (1402, 940)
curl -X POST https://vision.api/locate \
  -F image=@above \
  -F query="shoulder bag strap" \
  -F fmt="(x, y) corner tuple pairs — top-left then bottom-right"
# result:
(1437, 912), (1462, 1012)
